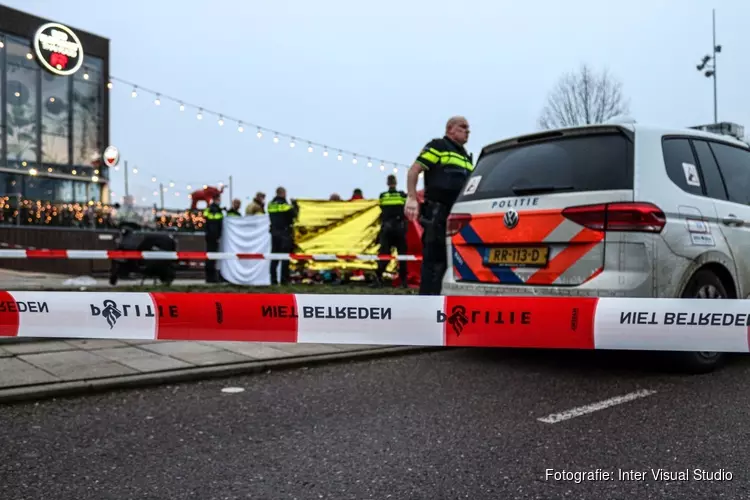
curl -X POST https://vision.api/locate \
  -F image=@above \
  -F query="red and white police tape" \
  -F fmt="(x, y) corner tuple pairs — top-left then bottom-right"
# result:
(0, 292), (747, 352)
(0, 249), (421, 262)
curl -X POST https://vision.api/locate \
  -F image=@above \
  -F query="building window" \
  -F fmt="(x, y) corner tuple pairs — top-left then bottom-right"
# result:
(41, 72), (70, 165)
(24, 175), (56, 200)
(5, 36), (39, 168)
(72, 57), (103, 167)
(0, 172), (21, 197)
(73, 179), (87, 201)
(0, 33), (5, 168)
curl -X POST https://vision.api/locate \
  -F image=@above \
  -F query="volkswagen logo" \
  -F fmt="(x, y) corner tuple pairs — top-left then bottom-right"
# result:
(503, 209), (519, 229)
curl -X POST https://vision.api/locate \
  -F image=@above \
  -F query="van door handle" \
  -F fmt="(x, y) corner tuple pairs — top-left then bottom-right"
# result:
(722, 214), (745, 226)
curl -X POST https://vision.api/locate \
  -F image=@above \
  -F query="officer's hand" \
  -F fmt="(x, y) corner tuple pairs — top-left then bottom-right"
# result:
(404, 196), (419, 221)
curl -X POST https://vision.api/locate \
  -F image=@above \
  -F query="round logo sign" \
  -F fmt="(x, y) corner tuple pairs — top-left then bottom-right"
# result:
(33, 23), (84, 76)
(103, 146), (120, 167)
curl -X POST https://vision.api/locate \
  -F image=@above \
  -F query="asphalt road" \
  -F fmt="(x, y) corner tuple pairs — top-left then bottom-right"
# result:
(1, 348), (749, 500)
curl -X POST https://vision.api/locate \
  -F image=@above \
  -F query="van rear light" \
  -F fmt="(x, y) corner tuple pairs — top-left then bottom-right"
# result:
(562, 202), (666, 233)
(447, 213), (472, 236)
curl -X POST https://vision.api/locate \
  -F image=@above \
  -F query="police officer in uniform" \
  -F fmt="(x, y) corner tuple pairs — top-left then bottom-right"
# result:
(226, 199), (242, 217)
(203, 193), (224, 283)
(268, 186), (298, 285)
(372, 174), (409, 288)
(404, 116), (473, 295)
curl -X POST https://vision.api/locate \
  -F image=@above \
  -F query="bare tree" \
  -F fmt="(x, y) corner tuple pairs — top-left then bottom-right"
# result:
(537, 64), (630, 130)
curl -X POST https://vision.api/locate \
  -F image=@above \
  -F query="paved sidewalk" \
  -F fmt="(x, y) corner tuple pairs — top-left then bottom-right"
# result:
(0, 339), (424, 403)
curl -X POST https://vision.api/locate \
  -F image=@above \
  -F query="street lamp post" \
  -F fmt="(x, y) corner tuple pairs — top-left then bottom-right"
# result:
(696, 9), (722, 124)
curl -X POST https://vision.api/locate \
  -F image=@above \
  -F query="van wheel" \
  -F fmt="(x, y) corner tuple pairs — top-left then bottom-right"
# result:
(673, 270), (729, 374)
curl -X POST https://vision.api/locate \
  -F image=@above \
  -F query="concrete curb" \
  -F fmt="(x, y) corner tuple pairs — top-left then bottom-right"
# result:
(0, 345), (442, 405)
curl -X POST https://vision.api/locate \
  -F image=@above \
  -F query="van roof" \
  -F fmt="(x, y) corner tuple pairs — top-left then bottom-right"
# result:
(481, 122), (749, 155)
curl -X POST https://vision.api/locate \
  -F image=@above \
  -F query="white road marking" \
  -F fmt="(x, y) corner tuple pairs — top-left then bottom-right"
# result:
(221, 387), (245, 394)
(537, 389), (657, 424)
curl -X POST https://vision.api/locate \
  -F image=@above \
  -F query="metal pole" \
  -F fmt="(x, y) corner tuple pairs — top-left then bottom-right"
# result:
(229, 175), (233, 201)
(712, 8), (718, 124)
(159, 183), (164, 211)
(124, 160), (130, 197)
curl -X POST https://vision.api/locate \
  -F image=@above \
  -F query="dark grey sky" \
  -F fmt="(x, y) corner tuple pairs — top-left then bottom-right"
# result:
(5, 0), (748, 205)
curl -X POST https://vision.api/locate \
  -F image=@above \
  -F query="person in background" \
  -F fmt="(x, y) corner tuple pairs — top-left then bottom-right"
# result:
(226, 199), (242, 217)
(245, 192), (266, 215)
(350, 188), (364, 200)
(203, 193), (224, 283)
(268, 187), (298, 285)
(372, 174), (408, 288)
(404, 115), (473, 295)
(329, 193), (341, 201)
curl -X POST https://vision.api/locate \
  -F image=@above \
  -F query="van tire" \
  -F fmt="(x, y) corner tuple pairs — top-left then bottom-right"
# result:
(672, 270), (730, 374)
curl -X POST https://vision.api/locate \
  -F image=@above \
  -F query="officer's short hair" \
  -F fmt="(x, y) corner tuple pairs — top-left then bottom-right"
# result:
(387, 174), (397, 185)
(276, 187), (285, 196)
(446, 116), (468, 132)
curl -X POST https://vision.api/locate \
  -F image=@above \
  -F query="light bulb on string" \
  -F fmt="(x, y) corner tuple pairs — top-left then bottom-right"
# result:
(162, 187), (168, 192)
(107, 82), (113, 89)
(256, 129), (263, 139)
(379, 164), (385, 171)
(179, 103), (185, 111)
(273, 135), (279, 144)
(169, 181), (175, 188)
(218, 116), (224, 126)
(151, 176), (157, 182)
(132, 168), (138, 174)
(393, 167), (398, 174)
(307, 143), (313, 153)
(83, 72), (89, 80)
(202, 184), (208, 189)
(186, 185), (192, 190)
(154, 95), (161, 106)
(289, 137), (296, 148)
(92, 175), (99, 182)
(337, 152), (343, 161)
(197, 109), (203, 120)
(153, 191), (158, 196)
(71, 169), (77, 175)
(238, 122), (244, 133)
(47, 167), (53, 173)
(367, 158), (373, 168)
(352, 157), (358, 165)
(131, 87), (137, 98)
(323, 149), (329, 157)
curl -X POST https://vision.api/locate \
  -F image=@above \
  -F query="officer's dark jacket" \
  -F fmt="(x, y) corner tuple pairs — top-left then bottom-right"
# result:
(268, 196), (297, 232)
(203, 202), (224, 239)
(226, 209), (241, 217)
(378, 188), (407, 223)
(415, 135), (474, 206)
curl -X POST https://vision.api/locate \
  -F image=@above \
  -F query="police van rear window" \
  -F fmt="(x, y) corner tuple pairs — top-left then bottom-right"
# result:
(457, 132), (634, 202)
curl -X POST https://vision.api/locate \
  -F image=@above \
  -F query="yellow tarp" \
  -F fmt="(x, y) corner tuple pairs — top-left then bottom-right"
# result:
(292, 199), (394, 272)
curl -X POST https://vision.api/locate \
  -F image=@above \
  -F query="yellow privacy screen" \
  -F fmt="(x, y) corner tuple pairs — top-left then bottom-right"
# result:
(292, 199), (389, 271)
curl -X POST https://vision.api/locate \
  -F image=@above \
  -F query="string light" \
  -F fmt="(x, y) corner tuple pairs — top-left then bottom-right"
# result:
(154, 94), (161, 106)
(107, 76), (409, 172)
(352, 157), (358, 165)
(151, 176), (157, 182)
(131, 87), (137, 98)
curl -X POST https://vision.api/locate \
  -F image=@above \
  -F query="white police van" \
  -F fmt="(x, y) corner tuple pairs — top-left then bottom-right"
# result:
(442, 119), (750, 373)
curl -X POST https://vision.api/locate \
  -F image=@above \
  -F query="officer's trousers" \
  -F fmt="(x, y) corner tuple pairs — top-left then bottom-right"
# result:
(376, 219), (408, 281)
(270, 229), (294, 285)
(205, 237), (220, 283)
(419, 201), (449, 295)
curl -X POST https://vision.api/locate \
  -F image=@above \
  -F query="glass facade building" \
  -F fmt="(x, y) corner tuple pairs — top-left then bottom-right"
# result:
(0, 5), (110, 204)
